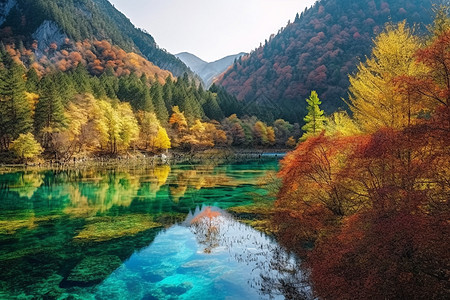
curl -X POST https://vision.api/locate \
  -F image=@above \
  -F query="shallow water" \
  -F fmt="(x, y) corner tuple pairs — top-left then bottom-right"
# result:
(0, 159), (309, 299)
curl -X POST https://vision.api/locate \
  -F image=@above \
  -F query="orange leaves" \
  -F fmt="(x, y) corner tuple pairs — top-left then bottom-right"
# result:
(191, 207), (221, 225)
(3, 39), (173, 81)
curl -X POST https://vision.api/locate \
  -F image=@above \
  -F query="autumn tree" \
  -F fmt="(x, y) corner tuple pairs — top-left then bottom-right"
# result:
(273, 119), (294, 146)
(136, 111), (159, 150)
(325, 110), (361, 136)
(152, 127), (171, 152)
(300, 91), (326, 141)
(347, 22), (424, 132)
(253, 121), (269, 145)
(9, 133), (43, 162)
(169, 106), (188, 147)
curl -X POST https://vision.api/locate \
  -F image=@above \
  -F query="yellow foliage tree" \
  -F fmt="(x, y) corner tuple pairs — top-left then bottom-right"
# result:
(347, 21), (425, 132)
(169, 106), (188, 132)
(96, 100), (139, 153)
(169, 106), (188, 148)
(136, 111), (159, 150)
(118, 102), (140, 151)
(325, 111), (361, 137)
(266, 126), (276, 146)
(152, 127), (171, 151)
(9, 133), (43, 162)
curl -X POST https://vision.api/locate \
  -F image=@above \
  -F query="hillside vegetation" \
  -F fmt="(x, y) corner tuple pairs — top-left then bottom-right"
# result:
(217, 0), (433, 122)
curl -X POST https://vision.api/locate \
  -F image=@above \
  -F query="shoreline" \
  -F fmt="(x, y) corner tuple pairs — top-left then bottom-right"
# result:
(0, 148), (289, 172)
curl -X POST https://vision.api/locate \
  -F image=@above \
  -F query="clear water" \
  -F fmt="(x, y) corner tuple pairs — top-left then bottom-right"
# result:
(0, 159), (310, 299)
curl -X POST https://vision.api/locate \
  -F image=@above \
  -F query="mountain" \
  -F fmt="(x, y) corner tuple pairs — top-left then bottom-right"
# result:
(176, 52), (246, 87)
(216, 0), (433, 123)
(0, 0), (192, 77)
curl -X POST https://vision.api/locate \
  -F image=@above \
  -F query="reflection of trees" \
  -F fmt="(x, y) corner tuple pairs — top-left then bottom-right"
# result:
(188, 206), (312, 299)
(138, 165), (171, 200)
(258, 246), (311, 300)
(64, 171), (140, 216)
(190, 207), (222, 253)
(2, 172), (44, 199)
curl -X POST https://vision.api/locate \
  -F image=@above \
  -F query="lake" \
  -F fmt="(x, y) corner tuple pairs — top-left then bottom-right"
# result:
(0, 158), (310, 299)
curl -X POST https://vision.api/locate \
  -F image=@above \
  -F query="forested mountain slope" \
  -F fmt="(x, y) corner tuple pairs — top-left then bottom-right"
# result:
(216, 0), (434, 122)
(0, 0), (192, 77)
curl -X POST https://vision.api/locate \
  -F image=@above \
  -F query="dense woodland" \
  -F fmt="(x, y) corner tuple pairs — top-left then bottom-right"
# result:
(0, 37), (302, 163)
(217, 0), (433, 122)
(276, 9), (449, 299)
(0, 0), (193, 77)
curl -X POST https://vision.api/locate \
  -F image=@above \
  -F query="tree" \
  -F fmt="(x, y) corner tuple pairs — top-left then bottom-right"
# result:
(273, 119), (293, 146)
(253, 121), (268, 145)
(0, 61), (33, 149)
(325, 111), (361, 136)
(152, 127), (171, 151)
(34, 76), (67, 150)
(117, 102), (139, 151)
(9, 133), (43, 162)
(347, 22), (424, 132)
(300, 91), (326, 141)
(150, 81), (169, 123)
(96, 100), (121, 153)
(137, 111), (160, 150)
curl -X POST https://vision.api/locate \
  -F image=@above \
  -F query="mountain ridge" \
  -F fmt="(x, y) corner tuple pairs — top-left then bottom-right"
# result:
(0, 0), (193, 78)
(176, 52), (247, 87)
(216, 0), (434, 122)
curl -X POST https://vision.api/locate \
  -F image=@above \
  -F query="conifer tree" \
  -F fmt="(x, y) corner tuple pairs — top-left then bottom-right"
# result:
(25, 68), (39, 93)
(163, 75), (174, 112)
(0, 61), (33, 148)
(347, 22), (422, 132)
(72, 63), (92, 93)
(35, 76), (67, 149)
(300, 91), (326, 141)
(150, 81), (169, 123)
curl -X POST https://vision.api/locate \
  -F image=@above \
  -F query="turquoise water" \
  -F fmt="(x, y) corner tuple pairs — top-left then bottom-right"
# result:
(0, 159), (310, 299)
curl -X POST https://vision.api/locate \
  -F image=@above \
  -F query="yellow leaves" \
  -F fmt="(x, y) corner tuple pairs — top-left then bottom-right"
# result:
(347, 21), (426, 133)
(96, 100), (139, 152)
(117, 102), (139, 149)
(24, 92), (39, 115)
(325, 111), (361, 137)
(169, 106), (188, 132)
(182, 119), (226, 149)
(153, 127), (171, 150)
(136, 111), (171, 151)
(9, 133), (43, 161)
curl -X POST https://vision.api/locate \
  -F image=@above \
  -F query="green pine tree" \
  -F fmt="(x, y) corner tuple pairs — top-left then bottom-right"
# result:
(163, 76), (174, 112)
(150, 81), (169, 123)
(0, 61), (33, 149)
(25, 68), (40, 93)
(300, 91), (326, 141)
(35, 76), (67, 149)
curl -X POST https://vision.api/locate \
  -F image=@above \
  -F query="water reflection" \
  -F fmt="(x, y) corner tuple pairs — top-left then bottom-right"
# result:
(0, 161), (276, 218)
(0, 159), (301, 299)
(86, 206), (311, 300)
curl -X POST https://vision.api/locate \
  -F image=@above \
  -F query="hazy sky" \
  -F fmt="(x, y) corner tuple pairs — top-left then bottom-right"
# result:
(108, 0), (316, 62)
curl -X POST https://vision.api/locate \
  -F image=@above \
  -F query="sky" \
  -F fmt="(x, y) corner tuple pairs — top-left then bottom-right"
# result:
(108, 0), (316, 62)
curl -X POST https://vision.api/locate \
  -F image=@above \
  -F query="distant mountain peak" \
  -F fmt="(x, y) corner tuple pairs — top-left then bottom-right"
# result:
(176, 52), (247, 87)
